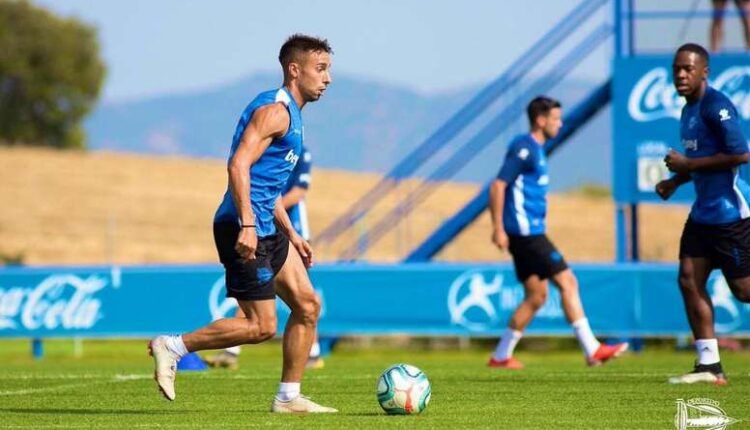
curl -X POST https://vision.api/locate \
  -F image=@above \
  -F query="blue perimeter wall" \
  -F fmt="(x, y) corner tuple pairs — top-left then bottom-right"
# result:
(0, 263), (748, 338)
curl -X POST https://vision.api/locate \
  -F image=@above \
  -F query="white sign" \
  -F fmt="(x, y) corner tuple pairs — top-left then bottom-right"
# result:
(447, 270), (563, 332)
(629, 66), (750, 122)
(0, 275), (107, 331)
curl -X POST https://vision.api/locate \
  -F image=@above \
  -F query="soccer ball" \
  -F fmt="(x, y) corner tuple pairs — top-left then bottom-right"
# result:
(376, 363), (431, 415)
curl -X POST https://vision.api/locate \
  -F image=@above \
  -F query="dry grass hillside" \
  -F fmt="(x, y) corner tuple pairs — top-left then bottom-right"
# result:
(0, 147), (689, 265)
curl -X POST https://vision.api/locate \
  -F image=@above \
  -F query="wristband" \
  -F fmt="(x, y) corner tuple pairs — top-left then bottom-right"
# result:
(241, 224), (256, 228)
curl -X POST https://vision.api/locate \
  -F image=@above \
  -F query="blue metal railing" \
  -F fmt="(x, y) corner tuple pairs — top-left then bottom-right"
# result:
(405, 81), (613, 262)
(338, 24), (614, 260)
(314, 0), (610, 245)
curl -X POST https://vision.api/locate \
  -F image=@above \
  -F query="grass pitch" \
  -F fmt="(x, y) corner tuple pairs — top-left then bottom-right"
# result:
(1, 339), (748, 429)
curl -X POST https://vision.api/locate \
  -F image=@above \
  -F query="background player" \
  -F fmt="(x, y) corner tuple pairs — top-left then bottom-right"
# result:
(148, 34), (337, 412)
(656, 43), (750, 385)
(205, 145), (325, 370)
(487, 96), (628, 369)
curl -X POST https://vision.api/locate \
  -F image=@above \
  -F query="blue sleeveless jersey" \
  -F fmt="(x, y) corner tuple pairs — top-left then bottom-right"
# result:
(680, 86), (750, 225)
(496, 134), (549, 236)
(214, 87), (304, 237)
(283, 146), (312, 239)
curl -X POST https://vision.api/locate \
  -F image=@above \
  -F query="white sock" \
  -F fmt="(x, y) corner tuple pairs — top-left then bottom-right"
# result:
(276, 382), (301, 402)
(572, 318), (600, 357)
(164, 335), (188, 358)
(695, 338), (720, 365)
(225, 346), (241, 356)
(493, 329), (523, 360)
(309, 341), (321, 359)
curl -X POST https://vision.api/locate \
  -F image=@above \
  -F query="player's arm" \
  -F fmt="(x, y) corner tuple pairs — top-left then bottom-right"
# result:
(281, 186), (307, 209)
(655, 172), (691, 201)
(274, 196), (313, 267)
(228, 103), (290, 260)
(489, 179), (509, 250)
(489, 142), (529, 251)
(666, 149), (750, 173)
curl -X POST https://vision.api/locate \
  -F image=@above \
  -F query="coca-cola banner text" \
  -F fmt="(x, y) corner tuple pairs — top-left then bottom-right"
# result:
(612, 55), (750, 203)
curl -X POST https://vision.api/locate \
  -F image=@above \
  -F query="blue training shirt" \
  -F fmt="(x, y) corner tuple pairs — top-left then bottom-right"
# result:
(680, 86), (750, 225)
(496, 133), (549, 236)
(214, 87), (304, 237)
(283, 146), (312, 240)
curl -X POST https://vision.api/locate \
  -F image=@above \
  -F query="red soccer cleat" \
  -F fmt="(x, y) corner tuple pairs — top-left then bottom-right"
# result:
(587, 342), (629, 366)
(487, 357), (525, 370)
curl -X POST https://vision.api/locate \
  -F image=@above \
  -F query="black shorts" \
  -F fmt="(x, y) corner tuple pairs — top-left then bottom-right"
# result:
(508, 234), (569, 282)
(679, 217), (750, 280)
(213, 222), (290, 301)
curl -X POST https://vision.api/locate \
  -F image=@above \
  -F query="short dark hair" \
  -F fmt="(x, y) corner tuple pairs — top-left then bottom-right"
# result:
(676, 43), (710, 65)
(279, 34), (333, 70)
(527, 96), (561, 126)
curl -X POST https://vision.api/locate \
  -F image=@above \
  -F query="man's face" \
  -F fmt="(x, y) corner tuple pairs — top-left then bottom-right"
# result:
(672, 51), (708, 98)
(540, 107), (563, 140)
(293, 50), (332, 102)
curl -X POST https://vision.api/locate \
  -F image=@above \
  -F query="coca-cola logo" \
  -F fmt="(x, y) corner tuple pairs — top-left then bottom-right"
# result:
(628, 66), (750, 122)
(0, 274), (106, 330)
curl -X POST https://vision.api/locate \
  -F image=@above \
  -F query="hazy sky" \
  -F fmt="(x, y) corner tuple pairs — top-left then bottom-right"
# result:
(35, 0), (617, 102)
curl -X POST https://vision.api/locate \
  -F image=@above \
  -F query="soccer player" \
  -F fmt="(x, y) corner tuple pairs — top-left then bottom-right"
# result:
(656, 43), (750, 385)
(487, 96), (628, 369)
(205, 145), (325, 370)
(148, 34), (337, 412)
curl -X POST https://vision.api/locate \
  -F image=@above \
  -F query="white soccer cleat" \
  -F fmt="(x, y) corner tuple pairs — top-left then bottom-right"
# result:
(148, 336), (178, 400)
(271, 395), (338, 413)
(668, 362), (727, 385)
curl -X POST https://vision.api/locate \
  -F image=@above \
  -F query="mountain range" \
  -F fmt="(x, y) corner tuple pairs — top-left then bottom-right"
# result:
(85, 72), (612, 191)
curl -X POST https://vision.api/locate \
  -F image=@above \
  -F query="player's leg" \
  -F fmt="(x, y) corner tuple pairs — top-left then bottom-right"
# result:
(550, 269), (628, 366)
(711, 0), (729, 52)
(680, 239), (719, 344)
(727, 277), (750, 302)
(718, 217), (750, 303)
(669, 218), (727, 384)
(489, 275), (548, 369)
(204, 306), (245, 369)
(669, 256), (726, 384)
(271, 242), (336, 413)
(306, 322), (325, 369)
(149, 222), (280, 400)
(149, 299), (276, 400)
(735, 0), (750, 49)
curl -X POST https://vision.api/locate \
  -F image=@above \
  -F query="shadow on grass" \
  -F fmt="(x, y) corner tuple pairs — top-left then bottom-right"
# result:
(1, 408), (190, 415)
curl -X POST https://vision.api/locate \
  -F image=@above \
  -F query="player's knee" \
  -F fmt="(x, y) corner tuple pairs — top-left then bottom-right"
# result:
(249, 316), (276, 342)
(557, 278), (578, 294)
(677, 270), (696, 292)
(257, 322), (277, 341)
(294, 293), (320, 326)
(527, 290), (548, 310)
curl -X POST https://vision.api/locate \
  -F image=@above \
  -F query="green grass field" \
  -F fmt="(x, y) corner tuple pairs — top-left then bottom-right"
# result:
(1, 339), (748, 429)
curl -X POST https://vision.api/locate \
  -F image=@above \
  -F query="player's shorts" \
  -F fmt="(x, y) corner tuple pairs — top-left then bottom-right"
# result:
(508, 234), (569, 282)
(679, 217), (750, 279)
(213, 222), (290, 301)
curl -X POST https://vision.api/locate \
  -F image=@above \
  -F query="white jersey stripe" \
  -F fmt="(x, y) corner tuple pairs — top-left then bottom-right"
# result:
(513, 176), (530, 236)
(732, 168), (750, 218)
(297, 199), (310, 240)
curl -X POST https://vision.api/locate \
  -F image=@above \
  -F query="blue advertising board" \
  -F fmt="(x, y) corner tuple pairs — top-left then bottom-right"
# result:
(1, 263), (749, 338)
(613, 55), (750, 204)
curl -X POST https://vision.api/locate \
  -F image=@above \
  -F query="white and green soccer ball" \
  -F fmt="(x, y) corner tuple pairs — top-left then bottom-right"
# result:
(376, 363), (431, 415)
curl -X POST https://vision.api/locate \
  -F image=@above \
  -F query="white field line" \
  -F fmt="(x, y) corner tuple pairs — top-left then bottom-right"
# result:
(0, 373), (151, 396)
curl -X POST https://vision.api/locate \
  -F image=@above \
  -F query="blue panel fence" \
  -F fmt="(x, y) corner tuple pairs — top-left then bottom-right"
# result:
(1, 263), (748, 338)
